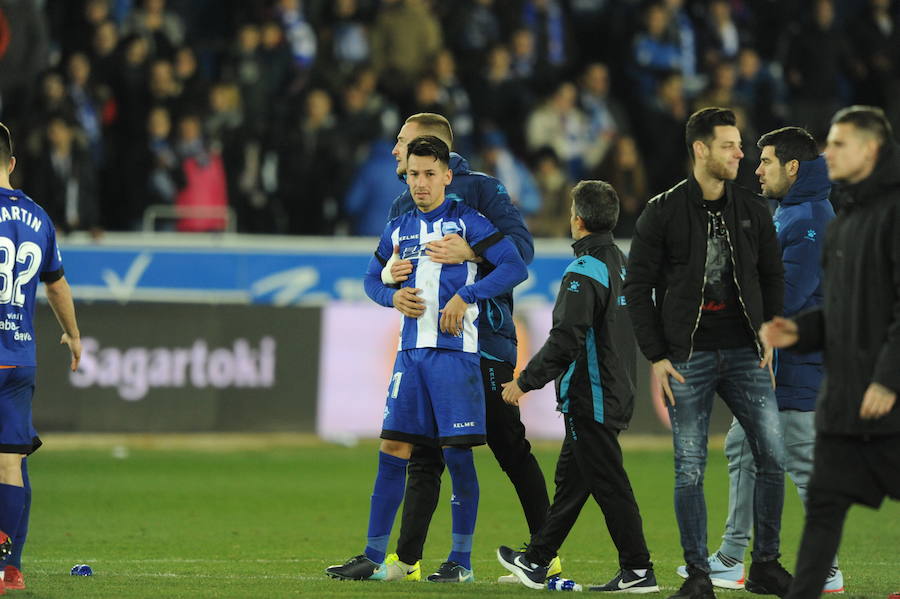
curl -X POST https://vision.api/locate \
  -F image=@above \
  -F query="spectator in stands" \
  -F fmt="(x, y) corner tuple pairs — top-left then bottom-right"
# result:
(134, 105), (182, 230)
(29, 71), (76, 137)
(663, 0), (700, 95)
(638, 71), (688, 195)
(275, 0), (317, 92)
(66, 52), (107, 167)
(90, 20), (120, 90)
(850, 0), (900, 130)
(223, 24), (267, 138)
(174, 113), (228, 232)
(632, 2), (682, 98)
(528, 146), (571, 238)
(434, 50), (475, 156)
(694, 61), (752, 129)
(148, 59), (183, 119)
(370, 0), (443, 99)
(475, 44), (533, 156)
(113, 34), (153, 139)
(598, 136), (648, 238)
(336, 76), (395, 165)
(519, 0), (571, 89)
(784, 0), (860, 141)
(174, 46), (209, 116)
(527, 81), (588, 180)
(410, 75), (447, 119)
(735, 47), (784, 134)
(509, 28), (538, 87)
(259, 20), (294, 119)
(444, 0), (502, 83)
(480, 130), (541, 217)
(322, 0), (371, 86)
(566, 0), (610, 65)
(700, 0), (744, 66)
(275, 89), (341, 235)
(124, 0), (185, 58)
(579, 62), (631, 175)
(28, 116), (101, 237)
(343, 139), (408, 236)
(0, 0), (50, 124)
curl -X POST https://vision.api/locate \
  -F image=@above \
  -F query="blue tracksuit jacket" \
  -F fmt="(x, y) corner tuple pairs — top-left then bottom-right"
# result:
(772, 155), (835, 410)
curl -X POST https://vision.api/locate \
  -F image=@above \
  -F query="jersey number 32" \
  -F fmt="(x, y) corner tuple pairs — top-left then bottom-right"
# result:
(0, 237), (42, 307)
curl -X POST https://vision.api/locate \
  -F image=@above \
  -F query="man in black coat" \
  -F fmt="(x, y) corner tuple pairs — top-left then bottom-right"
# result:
(495, 180), (658, 594)
(624, 107), (791, 599)
(763, 105), (900, 599)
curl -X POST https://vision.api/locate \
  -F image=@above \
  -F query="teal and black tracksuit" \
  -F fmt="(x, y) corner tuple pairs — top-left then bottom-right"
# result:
(516, 232), (652, 571)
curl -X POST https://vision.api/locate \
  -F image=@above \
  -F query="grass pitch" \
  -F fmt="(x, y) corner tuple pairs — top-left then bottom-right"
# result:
(19, 435), (900, 598)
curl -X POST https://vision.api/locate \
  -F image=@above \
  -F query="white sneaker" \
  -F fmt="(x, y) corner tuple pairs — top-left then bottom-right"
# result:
(823, 567), (844, 593)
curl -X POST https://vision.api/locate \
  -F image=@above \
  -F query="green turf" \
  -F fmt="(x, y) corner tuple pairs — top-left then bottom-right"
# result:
(18, 441), (899, 598)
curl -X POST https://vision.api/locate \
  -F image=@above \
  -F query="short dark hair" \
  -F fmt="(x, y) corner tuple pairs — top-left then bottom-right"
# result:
(831, 105), (894, 146)
(757, 126), (818, 164)
(405, 113), (454, 149)
(685, 107), (736, 161)
(0, 122), (12, 163)
(406, 135), (450, 167)
(572, 180), (619, 233)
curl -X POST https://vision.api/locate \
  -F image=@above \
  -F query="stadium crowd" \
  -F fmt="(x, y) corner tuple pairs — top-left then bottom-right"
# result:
(0, 0), (898, 236)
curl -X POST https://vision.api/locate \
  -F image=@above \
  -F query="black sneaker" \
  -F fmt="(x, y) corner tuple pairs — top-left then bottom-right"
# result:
(589, 568), (660, 593)
(746, 560), (792, 597)
(425, 561), (474, 583)
(496, 545), (548, 590)
(325, 554), (387, 580)
(667, 570), (716, 599)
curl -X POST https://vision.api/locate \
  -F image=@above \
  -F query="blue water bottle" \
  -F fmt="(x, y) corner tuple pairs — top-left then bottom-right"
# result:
(547, 575), (582, 591)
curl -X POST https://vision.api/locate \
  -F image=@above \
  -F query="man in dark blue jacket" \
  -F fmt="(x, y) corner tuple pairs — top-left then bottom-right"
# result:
(379, 113), (552, 583)
(676, 127), (842, 592)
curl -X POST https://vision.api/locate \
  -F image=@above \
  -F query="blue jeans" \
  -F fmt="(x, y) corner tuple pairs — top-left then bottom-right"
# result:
(719, 413), (839, 568)
(668, 348), (785, 571)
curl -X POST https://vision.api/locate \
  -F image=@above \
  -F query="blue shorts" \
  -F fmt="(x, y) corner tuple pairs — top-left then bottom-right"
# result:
(381, 348), (486, 447)
(0, 366), (40, 455)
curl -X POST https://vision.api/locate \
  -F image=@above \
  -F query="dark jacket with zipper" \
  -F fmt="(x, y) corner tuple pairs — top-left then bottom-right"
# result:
(517, 232), (636, 430)
(624, 176), (784, 363)
(793, 143), (900, 436)
(772, 156), (834, 411)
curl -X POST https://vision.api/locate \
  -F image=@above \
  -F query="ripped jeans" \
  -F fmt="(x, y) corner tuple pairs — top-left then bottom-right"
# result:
(667, 347), (785, 572)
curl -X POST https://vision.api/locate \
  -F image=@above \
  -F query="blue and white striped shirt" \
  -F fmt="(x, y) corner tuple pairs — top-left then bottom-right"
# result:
(365, 198), (527, 355)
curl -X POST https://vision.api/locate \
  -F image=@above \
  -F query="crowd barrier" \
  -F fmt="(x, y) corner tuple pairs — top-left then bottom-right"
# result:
(31, 234), (735, 437)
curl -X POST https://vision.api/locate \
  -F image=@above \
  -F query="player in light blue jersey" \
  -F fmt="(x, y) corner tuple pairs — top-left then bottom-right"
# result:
(0, 123), (82, 592)
(326, 136), (527, 583)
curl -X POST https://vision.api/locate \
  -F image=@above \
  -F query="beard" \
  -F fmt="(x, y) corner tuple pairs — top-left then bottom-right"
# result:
(706, 156), (738, 181)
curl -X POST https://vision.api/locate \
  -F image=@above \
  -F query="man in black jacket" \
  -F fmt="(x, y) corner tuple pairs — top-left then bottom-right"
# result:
(762, 106), (900, 599)
(624, 107), (791, 599)
(495, 180), (658, 594)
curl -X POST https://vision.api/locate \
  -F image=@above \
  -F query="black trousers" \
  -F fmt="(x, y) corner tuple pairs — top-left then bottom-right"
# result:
(395, 358), (550, 563)
(526, 412), (652, 571)
(786, 432), (900, 599)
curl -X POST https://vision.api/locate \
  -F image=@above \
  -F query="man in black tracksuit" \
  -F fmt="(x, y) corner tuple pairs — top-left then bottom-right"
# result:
(762, 106), (900, 599)
(624, 108), (790, 599)
(495, 180), (659, 594)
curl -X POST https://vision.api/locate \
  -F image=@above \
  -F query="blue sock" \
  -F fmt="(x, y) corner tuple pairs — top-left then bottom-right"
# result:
(8, 460), (30, 569)
(0, 482), (25, 562)
(364, 451), (408, 564)
(443, 447), (479, 570)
